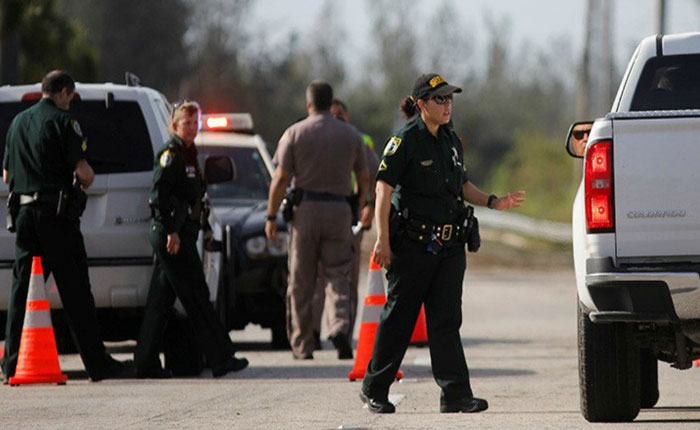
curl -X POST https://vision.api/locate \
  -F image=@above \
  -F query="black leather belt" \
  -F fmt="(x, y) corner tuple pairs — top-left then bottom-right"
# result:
(302, 190), (348, 202)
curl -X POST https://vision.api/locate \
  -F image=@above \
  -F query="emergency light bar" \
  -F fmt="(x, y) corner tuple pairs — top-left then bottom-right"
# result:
(201, 113), (254, 133)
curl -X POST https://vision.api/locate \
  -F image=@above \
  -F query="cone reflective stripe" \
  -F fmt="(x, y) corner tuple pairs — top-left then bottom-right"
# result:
(410, 305), (428, 345)
(9, 256), (67, 386)
(348, 253), (403, 381)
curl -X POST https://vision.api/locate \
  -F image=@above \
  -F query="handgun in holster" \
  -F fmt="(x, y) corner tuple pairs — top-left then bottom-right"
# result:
(280, 188), (303, 222)
(6, 191), (19, 232)
(388, 206), (408, 248)
(57, 175), (87, 222)
(459, 204), (480, 253)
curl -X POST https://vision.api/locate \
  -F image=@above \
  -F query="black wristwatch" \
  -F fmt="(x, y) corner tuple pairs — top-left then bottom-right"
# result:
(266, 214), (277, 221)
(487, 194), (498, 209)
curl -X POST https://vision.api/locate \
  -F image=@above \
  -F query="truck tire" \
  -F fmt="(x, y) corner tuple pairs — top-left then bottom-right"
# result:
(578, 302), (641, 422)
(640, 348), (659, 408)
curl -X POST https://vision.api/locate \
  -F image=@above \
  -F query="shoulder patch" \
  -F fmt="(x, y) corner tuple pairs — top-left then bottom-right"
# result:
(383, 136), (402, 156)
(160, 150), (174, 168)
(81, 140), (87, 152)
(71, 119), (83, 137)
(378, 159), (388, 172)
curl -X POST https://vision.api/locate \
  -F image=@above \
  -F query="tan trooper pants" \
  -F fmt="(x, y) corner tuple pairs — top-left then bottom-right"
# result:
(312, 231), (362, 339)
(287, 200), (353, 358)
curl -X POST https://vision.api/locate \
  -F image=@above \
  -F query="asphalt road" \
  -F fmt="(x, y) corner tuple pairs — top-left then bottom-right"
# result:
(2, 265), (700, 429)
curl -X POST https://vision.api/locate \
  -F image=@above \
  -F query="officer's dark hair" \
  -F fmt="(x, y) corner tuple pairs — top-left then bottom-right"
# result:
(41, 70), (75, 96)
(400, 96), (418, 119)
(332, 98), (348, 113)
(306, 80), (333, 111)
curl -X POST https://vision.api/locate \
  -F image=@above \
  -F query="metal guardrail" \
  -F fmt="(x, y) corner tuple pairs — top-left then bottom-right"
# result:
(474, 207), (572, 244)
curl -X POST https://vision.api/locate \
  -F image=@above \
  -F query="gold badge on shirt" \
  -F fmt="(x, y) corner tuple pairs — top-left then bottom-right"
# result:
(383, 136), (402, 156)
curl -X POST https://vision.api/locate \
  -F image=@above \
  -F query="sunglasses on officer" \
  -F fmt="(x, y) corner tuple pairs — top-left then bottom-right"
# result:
(572, 128), (591, 140)
(428, 94), (453, 105)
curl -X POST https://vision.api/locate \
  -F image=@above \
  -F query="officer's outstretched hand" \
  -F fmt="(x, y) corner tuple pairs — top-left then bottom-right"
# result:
(493, 190), (526, 211)
(167, 232), (181, 255)
(373, 238), (391, 269)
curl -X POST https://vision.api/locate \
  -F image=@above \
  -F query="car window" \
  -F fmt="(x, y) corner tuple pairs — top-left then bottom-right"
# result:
(631, 54), (700, 111)
(198, 145), (271, 200)
(0, 100), (153, 174)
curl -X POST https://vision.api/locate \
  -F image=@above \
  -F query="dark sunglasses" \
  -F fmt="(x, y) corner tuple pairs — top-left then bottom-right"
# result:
(572, 129), (591, 140)
(429, 94), (453, 105)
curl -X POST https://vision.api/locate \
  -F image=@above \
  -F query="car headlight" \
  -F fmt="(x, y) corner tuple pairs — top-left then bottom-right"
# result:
(245, 236), (268, 258)
(268, 232), (289, 256)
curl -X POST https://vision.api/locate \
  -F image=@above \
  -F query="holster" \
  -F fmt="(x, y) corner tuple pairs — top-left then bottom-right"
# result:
(281, 188), (303, 222)
(57, 177), (87, 222)
(388, 206), (408, 249)
(456, 204), (480, 253)
(6, 191), (19, 232)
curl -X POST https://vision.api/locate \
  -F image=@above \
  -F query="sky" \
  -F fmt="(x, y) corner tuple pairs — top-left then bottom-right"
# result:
(248, 0), (700, 81)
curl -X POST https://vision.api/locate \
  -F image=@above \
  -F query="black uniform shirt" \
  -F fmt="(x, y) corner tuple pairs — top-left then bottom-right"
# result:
(150, 134), (203, 234)
(3, 98), (86, 194)
(376, 116), (468, 224)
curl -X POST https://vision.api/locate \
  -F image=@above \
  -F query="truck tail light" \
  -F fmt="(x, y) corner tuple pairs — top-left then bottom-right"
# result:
(585, 140), (614, 232)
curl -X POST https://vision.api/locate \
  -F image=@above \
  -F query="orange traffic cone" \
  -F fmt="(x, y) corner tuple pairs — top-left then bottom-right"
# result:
(348, 253), (403, 381)
(9, 256), (67, 386)
(410, 305), (428, 346)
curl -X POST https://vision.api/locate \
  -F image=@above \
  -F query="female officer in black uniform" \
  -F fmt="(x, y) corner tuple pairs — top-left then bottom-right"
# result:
(134, 101), (248, 378)
(360, 74), (525, 413)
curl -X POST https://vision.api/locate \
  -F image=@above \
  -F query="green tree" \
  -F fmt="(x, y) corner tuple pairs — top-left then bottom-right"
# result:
(60, 0), (190, 96)
(1, 0), (97, 84)
(486, 128), (577, 221)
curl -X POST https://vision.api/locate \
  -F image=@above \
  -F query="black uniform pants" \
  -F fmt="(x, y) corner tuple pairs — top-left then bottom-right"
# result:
(362, 238), (473, 403)
(134, 221), (234, 373)
(2, 204), (109, 380)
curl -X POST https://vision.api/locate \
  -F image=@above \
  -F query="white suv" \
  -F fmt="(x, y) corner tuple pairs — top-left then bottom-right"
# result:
(0, 79), (171, 347)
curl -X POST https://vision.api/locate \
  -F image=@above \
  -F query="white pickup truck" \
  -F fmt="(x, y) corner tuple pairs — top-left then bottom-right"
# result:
(567, 32), (700, 422)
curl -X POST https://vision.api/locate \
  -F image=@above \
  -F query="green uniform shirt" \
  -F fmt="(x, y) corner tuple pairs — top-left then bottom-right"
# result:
(150, 134), (203, 234)
(3, 98), (86, 194)
(376, 116), (468, 224)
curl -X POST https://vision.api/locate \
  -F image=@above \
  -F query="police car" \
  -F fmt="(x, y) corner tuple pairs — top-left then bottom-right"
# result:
(196, 113), (289, 348)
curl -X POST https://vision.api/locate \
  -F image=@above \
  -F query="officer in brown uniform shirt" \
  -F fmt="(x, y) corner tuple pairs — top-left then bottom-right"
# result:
(311, 99), (380, 354)
(265, 80), (370, 360)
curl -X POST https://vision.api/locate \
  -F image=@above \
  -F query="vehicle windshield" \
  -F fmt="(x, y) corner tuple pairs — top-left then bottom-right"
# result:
(631, 54), (700, 111)
(0, 100), (153, 174)
(198, 145), (271, 200)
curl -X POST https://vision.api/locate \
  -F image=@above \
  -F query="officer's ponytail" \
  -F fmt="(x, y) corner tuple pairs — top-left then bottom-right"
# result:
(400, 95), (418, 119)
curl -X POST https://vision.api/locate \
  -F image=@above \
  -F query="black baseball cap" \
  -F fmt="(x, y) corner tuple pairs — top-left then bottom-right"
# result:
(411, 73), (462, 100)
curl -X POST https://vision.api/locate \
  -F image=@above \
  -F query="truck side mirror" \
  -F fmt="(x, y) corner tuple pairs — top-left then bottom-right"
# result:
(204, 156), (234, 184)
(566, 120), (594, 158)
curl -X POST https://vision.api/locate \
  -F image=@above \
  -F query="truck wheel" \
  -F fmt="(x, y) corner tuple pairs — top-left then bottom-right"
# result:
(163, 315), (205, 376)
(640, 348), (659, 408)
(578, 302), (641, 422)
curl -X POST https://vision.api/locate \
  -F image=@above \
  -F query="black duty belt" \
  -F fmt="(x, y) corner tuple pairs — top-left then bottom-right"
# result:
(403, 217), (464, 246)
(302, 190), (348, 203)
